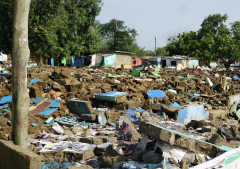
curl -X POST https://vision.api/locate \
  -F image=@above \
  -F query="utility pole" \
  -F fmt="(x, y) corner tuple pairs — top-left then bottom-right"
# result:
(154, 36), (156, 56)
(12, 0), (31, 149)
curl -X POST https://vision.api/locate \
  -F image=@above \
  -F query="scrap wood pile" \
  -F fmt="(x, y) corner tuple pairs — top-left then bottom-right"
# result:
(1, 64), (240, 168)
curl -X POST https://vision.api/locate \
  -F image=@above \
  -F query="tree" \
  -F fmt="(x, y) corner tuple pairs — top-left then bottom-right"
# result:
(129, 42), (146, 57)
(12, 0), (31, 149)
(0, 0), (103, 59)
(166, 31), (201, 58)
(145, 50), (155, 56)
(156, 47), (169, 56)
(199, 14), (240, 68)
(99, 19), (138, 51)
(0, 1), (14, 54)
(165, 14), (240, 69)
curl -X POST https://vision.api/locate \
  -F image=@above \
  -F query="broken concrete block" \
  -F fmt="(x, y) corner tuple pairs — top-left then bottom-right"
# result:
(67, 100), (94, 116)
(29, 86), (42, 98)
(139, 121), (224, 157)
(84, 129), (91, 137)
(209, 134), (226, 144)
(142, 151), (163, 164)
(94, 91), (128, 103)
(116, 116), (141, 142)
(175, 86), (185, 92)
(98, 145), (126, 168)
(81, 114), (97, 122)
(38, 73), (48, 80)
(37, 81), (48, 88)
(208, 109), (229, 120)
(202, 126), (217, 134)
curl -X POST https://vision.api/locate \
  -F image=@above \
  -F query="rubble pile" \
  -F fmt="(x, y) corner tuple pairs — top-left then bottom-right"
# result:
(1, 64), (240, 168)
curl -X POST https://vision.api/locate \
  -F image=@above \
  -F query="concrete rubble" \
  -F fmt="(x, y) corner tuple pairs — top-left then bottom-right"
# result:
(1, 63), (240, 168)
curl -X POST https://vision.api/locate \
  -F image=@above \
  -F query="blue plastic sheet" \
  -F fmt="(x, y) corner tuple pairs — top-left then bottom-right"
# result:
(29, 77), (40, 85)
(112, 161), (172, 169)
(234, 75), (238, 80)
(171, 102), (181, 108)
(124, 107), (144, 120)
(0, 104), (8, 109)
(98, 112), (107, 125)
(41, 161), (60, 169)
(40, 108), (58, 116)
(49, 101), (60, 108)
(177, 105), (209, 125)
(41, 161), (74, 169)
(0, 96), (12, 104)
(30, 98), (43, 104)
(147, 90), (166, 99)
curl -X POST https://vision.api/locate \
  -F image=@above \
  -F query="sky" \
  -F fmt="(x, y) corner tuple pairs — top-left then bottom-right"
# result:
(96, 0), (240, 50)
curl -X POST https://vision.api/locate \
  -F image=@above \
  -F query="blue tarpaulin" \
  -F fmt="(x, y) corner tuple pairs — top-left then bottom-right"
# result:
(171, 102), (181, 108)
(147, 90), (166, 99)
(124, 107), (144, 120)
(112, 161), (172, 169)
(30, 98), (43, 104)
(234, 75), (238, 80)
(29, 77), (40, 85)
(0, 74), (8, 78)
(49, 101), (60, 108)
(0, 96), (12, 104)
(40, 108), (58, 116)
(177, 105), (209, 125)
(0, 104), (8, 109)
(3, 109), (10, 113)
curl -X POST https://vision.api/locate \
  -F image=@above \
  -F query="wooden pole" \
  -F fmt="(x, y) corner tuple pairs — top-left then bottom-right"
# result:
(12, 0), (31, 149)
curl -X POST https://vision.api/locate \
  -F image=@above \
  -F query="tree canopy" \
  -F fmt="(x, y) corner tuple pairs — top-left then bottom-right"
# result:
(165, 14), (240, 69)
(0, 0), (103, 58)
(99, 19), (138, 52)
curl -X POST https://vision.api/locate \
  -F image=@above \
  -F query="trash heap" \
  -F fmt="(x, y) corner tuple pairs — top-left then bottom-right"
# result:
(1, 65), (240, 168)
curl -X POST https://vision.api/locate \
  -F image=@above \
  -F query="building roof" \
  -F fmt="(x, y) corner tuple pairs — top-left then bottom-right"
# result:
(97, 51), (135, 55)
(163, 55), (198, 60)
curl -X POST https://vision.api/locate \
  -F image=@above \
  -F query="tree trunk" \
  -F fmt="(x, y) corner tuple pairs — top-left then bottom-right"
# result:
(224, 62), (231, 70)
(12, 0), (31, 149)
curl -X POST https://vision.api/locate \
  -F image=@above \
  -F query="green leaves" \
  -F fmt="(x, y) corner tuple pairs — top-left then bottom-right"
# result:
(0, 0), (102, 58)
(99, 19), (138, 52)
(165, 13), (240, 69)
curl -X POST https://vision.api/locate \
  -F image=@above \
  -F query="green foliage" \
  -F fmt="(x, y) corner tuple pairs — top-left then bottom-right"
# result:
(0, 0), (102, 58)
(0, 1), (14, 54)
(145, 50), (155, 56)
(99, 19), (138, 51)
(144, 47), (168, 56)
(156, 47), (169, 56)
(165, 14), (240, 69)
(129, 43), (146, 57)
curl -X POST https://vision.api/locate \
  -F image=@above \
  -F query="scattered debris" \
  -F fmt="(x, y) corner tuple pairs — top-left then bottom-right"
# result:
(0, 65), (240, 168)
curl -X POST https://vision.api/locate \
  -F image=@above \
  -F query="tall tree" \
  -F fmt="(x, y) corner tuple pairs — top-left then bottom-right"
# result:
(0, 0), (103, 58)
(165, 14), (240, 69)
(156, 47), (169, 56)
(12, 0), (31, 149)
(166, 31), (201, 58)
(99, 19), (138, 51)
(199, 14), (240, 68)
